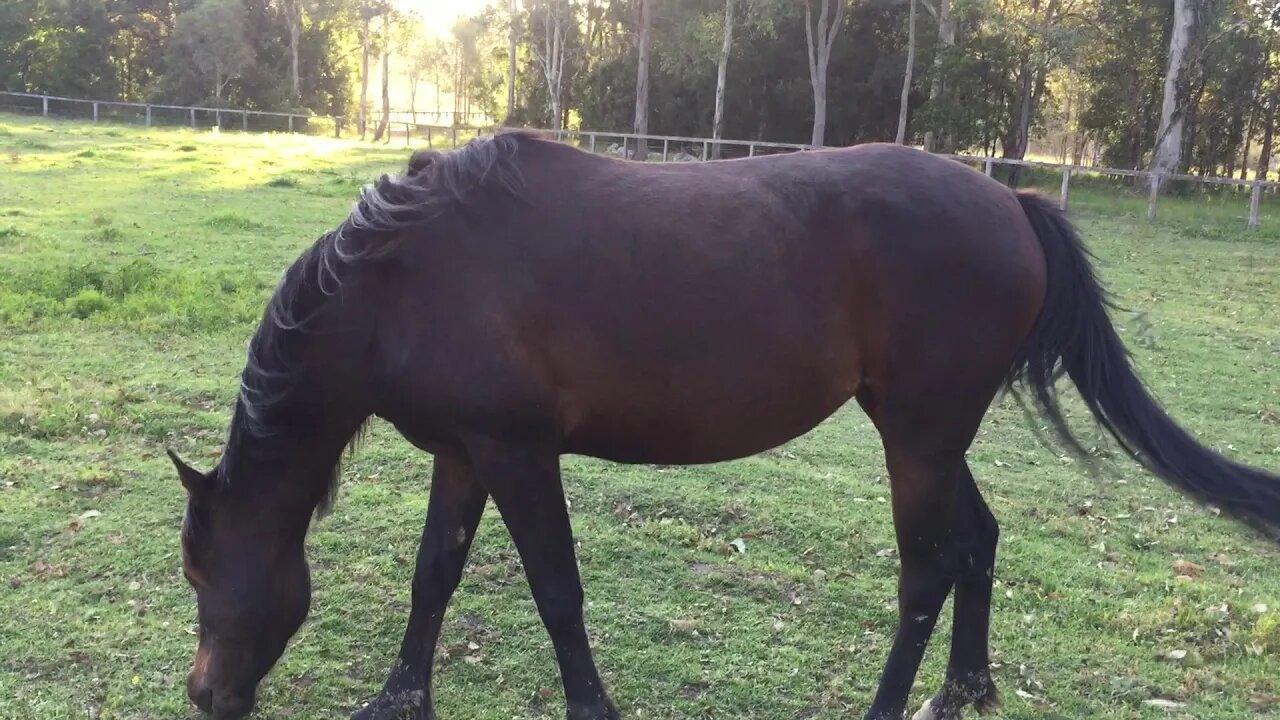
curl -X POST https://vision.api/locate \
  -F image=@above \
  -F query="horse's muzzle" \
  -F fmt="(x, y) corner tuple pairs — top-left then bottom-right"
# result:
(188, 673), (254, 719)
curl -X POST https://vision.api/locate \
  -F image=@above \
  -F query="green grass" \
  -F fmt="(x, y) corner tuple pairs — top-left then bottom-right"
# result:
(1, 113), (1278, 720)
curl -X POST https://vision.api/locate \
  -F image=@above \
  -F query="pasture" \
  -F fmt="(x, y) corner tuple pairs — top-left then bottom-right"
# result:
(0, 114), (1278, 719)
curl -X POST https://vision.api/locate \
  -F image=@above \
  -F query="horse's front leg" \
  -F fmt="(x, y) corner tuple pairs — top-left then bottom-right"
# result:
(353, 451), (487, 720)
(470, 437), (620, 720)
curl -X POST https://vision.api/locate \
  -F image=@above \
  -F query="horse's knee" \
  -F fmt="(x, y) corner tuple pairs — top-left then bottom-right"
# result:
(535, 583), (586, 633)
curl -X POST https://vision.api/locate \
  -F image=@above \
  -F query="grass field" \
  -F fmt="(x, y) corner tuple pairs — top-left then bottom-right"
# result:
(0, 113), (1278, 720)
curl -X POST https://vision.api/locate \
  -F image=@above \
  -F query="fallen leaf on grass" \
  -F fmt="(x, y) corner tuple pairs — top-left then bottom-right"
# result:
(668, 619), (699, 634)
(1172, 559), (1203, 578)
(31, 562), (67, 579)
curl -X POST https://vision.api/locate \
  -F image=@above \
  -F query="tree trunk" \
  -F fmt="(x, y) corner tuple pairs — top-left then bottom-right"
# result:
(804, 0), (846, 148)
(1238, 105), (1255, 180)
(373, 33), (390, 142)
(1150, 0), (1194, 199)
(1060, 89), (1073, 164)
(634, 0), (653, 160)
(359, 12), (370, 138)
(922, 0), (953, 152)
(508, 0), (518, 122)
(1259, 90), (1276, 182)
(288, 0), (302, 103)
(896, 0), (916, 145)
(1004, 0), (1059, 186)
(534, 1), (567, 129)
(453, 44), (461, 121)
(712, 0), (736, 158)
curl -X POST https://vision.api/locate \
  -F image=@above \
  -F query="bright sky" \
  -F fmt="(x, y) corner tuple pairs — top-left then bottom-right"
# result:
(402, 0), (494, 38)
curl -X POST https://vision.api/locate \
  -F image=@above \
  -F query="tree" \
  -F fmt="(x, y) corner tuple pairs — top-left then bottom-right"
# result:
(635, 0), (654, 158)
(358, 2), (373, 137)
(802, 0), (846, 147)
(1080, 0), (1168, 169)
(920, 0), (955, 152)
(531, 0), (571, 128)
(372, 8), (395, 142)
(1002, 0), (1077, 186)
(1149, 0), (1195, 202)
(170, 0), (255, 105)
(284, 0), (305, 103)
(509, 0), (519, 121)
(411, 39), (450, 117)
(896, 0), (916, 144)
(712, 0), (738, 158)
(394, 10), (427, 118)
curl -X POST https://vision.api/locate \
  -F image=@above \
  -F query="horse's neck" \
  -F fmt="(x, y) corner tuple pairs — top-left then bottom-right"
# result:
(224, 404), (366, 522)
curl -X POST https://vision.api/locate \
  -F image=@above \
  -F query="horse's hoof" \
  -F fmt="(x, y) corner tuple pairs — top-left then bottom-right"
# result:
(351, 690), (432, 720)
(913, 672), (1000, 720)
(911, 699), (937, 720)
(566, 698), (621, 720)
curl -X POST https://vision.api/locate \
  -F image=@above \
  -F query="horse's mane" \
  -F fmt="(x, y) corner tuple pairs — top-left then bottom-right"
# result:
(221, 130), (534, 514)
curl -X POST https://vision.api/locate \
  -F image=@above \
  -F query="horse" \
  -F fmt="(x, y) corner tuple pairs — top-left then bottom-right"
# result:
(167, 131), (1280, 720)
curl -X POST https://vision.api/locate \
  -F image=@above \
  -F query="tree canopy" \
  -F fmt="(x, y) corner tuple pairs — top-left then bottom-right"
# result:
(4, 0), (1279, 178)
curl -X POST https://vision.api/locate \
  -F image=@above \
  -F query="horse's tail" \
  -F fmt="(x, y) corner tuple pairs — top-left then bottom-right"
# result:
(1008, 191), (1280, 541)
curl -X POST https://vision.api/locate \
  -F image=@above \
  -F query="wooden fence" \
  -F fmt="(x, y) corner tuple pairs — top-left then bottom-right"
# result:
(2, 91), (1273, 230)
(0, 91), (314, 134)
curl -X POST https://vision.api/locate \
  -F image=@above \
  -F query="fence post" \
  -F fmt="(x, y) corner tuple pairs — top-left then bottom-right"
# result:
(288, 115), (293, 133)
(145, 105), (152, 127)
(242, 111), (248, 131)
(452, 127), (458, 148)
(1249, 181), (1262, 230)
(42, 95), (49, 117)
(215, 109), (222, 128)
(589, 133), (596, 153)
(984, 159), (993, 177)
(662, 138), (669, 161)
(1059, 168), (1071, 211)
(405, 123), (411, 148)
(190, 108), (196, 128)
(92, 102), (99, 122)
(702, 140), (709, 161)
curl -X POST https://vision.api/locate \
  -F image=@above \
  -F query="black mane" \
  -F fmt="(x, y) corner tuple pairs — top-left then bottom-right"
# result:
(220, 131), (533, 512)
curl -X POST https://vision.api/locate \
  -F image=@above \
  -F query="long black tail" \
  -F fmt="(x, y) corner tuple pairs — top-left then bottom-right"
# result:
(1009, 191), (1280, 541)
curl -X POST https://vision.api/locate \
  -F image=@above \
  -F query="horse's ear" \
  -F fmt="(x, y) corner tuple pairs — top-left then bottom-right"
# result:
(167, 448), (211, 496)
(407, 149), (442, 177)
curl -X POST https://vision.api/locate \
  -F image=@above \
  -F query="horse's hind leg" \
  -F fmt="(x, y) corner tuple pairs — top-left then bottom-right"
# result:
(863, 441), (968, 720)
(353, 451), (488, 720)
(913, 466), (1000, 720)
(468, 438), (620, 720)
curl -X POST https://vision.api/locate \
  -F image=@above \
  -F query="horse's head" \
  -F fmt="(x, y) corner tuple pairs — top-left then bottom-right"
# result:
(168, 449), (311, 719)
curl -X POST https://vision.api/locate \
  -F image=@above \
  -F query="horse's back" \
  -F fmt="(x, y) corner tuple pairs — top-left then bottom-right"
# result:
(377, 139), (1047, 463)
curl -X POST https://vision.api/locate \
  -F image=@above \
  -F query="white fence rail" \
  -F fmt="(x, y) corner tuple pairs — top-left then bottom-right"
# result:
(0, 91), (316, 133)
(2, 91), (1273, 230)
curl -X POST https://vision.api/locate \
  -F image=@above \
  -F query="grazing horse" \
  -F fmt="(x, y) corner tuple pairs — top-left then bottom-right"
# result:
(167, 131), (1280, 720)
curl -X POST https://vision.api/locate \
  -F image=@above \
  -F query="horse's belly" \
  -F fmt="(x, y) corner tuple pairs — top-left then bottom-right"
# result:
(560, 368), (859, 465)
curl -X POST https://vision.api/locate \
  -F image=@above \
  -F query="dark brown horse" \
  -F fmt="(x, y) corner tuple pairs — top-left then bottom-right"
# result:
(168, 131), (1280, 720)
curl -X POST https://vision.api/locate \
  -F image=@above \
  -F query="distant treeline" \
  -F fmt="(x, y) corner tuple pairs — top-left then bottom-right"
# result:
(3, 0), (1279, 180)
